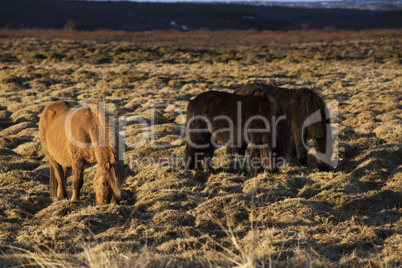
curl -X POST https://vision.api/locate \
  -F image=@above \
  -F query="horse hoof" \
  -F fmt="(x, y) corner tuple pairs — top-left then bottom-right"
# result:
(247, 170), (258, 178)
(318, 166), (330, 172)
(299, 158), (307, 165)
(209, 169), (216, 174)
(270, 168), (279, 173)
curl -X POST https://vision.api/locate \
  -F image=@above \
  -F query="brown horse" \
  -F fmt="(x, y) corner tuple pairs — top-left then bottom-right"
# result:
(185, 91), (290, 177)
(39, 101), (126, 204)
(230, 83), (332, 171)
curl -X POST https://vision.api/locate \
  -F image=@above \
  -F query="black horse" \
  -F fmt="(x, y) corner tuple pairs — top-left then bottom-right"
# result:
(185, 90), (290, 177)
(228, 83), (332, 171)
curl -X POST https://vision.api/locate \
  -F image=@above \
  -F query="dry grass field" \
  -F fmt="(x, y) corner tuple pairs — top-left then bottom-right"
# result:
(0, 29), (401, 267)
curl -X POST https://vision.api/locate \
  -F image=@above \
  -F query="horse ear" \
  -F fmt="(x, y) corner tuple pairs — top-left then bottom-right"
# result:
(104, 161), (111, 171)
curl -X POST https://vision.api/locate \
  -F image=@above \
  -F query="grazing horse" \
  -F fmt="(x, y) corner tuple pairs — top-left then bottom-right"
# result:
(39, 101), (126, 204)
(185, 91), (290, 177)
(229, 83), (332, 171)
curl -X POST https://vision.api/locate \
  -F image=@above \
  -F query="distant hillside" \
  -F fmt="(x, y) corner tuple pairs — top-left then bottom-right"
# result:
(1, 0), (402, 31)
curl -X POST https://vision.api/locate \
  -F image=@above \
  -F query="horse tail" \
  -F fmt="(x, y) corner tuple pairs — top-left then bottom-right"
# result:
(49, 164), (58, 198)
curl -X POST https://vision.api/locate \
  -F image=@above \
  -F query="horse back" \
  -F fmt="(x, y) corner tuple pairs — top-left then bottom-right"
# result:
(187, 91), (264, 119)
(40, 101), (97, 166)
(40, 101), (77, 149)
(235, 83), (327, 138)
(187, 91), (281, 146)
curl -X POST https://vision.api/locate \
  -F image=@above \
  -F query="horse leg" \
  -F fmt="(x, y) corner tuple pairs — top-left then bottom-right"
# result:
(294, 130), (308, 166)
(238, 144), (248, 155)
(184, 143), (196, 170)
(204, 155), (214, 173)
(49, 164), (57, 198)
(226, 144), (247, 155)
(49, 159), (67, 200)
(287, 137), (297, 160)
(248, 146), (261, 178)
(259, 146), (273, 172)
(63, 167), (70, 179)
(185, 144), (205, 171)
(71, 161), (84, 201)
(204, 143), (216, 174)
(186, 129), (212, 171)
(226, 145), (237, 155)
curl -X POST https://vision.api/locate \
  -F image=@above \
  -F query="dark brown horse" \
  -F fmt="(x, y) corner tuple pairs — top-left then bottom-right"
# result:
(229, 83), (332, 171)
(39, 101), (126, 204)
(185, 91), (290, 177)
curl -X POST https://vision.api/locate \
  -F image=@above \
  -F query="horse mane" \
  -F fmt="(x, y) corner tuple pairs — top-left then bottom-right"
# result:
(266, 85), (327, 138)
(297, 88), (327, 138)
(298, 88), (326, 115)
(85, 100), (125, 195)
